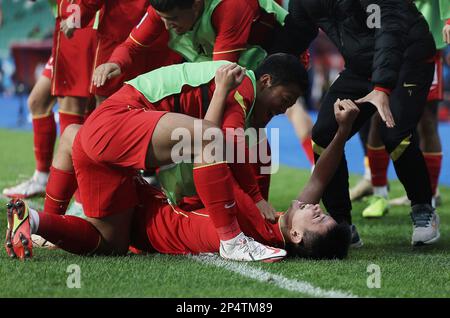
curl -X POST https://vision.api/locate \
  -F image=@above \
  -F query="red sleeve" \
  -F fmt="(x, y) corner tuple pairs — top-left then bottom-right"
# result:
(447, 19), (450, 25)
(108, 6), (166, 71)
(211, 0), (258, 62)
(221, 76), (263, 203)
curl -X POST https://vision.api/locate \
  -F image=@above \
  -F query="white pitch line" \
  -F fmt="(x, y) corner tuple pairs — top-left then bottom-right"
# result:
(190, 254), (358, 298)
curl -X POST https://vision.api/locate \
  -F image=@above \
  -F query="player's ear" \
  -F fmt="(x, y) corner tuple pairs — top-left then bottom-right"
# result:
(290, 229), (303, 244)
(259, 74), (272, 89)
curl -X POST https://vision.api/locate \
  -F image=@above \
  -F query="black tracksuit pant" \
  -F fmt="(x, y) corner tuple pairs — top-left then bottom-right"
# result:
(312, 60), (434, 224)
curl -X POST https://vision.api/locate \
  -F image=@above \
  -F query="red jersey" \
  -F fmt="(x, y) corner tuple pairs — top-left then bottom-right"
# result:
(130, 178), (284, 255)
(105, 76), (253, 131)
(109, 0), (282, 71)
(52, 0), (97, 97)
(77, 0), (150, 43)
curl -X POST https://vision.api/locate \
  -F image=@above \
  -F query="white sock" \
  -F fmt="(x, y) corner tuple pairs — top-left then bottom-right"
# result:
(28, 207), (40, 234)
(363, 161), (371, 181)
(373, 186), (388, 198)
(33, 170), (49, 185)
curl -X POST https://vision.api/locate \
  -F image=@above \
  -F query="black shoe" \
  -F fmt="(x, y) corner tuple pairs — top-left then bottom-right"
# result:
(350, 224), (363, 248)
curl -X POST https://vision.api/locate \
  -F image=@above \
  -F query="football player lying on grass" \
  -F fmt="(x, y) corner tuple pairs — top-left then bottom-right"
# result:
(129, 96), (357, 259)
(6, 55), (308, 263)
(5, 98), (357, 261)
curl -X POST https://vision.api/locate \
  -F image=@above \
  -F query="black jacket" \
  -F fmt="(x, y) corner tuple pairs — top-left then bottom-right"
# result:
(281, 0), (436, 90)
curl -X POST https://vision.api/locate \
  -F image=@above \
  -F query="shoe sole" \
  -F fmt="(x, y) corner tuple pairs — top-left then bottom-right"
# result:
(260, 256), (286, 263)
(220, 253), (286, 263)
(412, 232), (441, 247)
(362, 209), (388, 219)
(4, 200), (33, 260)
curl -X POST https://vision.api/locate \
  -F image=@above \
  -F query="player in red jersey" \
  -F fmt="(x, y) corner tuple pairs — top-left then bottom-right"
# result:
(93, 0), (289, 83)
(2, 56), (57, 199)
(129, 94), (356, 261)
(52, 0), (97, 117)
(5, 55), (308, 262)
(2, 0), (94, 199)
(5, 95), (356, 261)
(59, 0), (180, 106)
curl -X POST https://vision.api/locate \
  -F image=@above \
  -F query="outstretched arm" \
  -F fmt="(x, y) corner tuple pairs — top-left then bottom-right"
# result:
(297, 99), (359, 204)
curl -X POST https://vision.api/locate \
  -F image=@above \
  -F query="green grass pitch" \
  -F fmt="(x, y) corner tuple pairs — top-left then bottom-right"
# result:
(0, 128), (449, 298)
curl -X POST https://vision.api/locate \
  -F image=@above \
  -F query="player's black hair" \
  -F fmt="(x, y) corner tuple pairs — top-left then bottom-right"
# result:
(285, 222), (351, 260)
(255, 53), (309, 93)
(149, 0), (196, 12)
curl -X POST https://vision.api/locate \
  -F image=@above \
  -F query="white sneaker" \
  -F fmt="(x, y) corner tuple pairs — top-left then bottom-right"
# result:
(219, 232), (286, 263)
(391, 194), (441, 209)
(411, 204), (440, 246)
(2, 171), (48, 198)
(349, 178), (373, 201)
(389, 195), (410, 207)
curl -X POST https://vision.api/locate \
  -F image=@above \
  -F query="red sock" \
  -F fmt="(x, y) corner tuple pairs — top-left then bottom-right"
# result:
(193, 162), (241, 241)
(302, 137), (315, 165)
(37, 212), (101, 255)
(33, 114), (57, 172)
(59, 111), (84, 135)
(367, 146), (390, 187)
(423, 153), (442, 196)
(44, 166), (78, 215)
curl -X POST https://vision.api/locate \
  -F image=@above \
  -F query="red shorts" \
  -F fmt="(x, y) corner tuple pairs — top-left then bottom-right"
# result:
(42, 56), (54, 79)
(51, 22), (97, 97)
(74, 98), (167, 218)
(90, 36), (181, 98)
(72, 131), (140, 218)
(427, 51), (443, 102)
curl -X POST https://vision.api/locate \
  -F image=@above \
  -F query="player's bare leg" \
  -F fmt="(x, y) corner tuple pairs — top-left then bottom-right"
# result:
(29, 76), (56, 116)
(3, 76), (56, 198)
